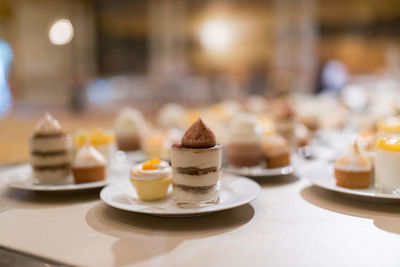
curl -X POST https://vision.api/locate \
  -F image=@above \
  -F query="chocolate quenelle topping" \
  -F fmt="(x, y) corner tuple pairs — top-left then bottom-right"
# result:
(32, 132), (66, 139)
(181, 118), (217, 148)
(31, 150), (68, 156)
(176, 166), (219, 175)
(33, 164), (70, 171)
(173, 183), (216, 194)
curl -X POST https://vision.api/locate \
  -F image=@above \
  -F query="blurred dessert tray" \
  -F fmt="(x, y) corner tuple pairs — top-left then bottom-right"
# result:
(1, 163), (119, 191)
(100, 173), (260, 217)
(224, 165), (293, 177)
(301, 162), (400, 201)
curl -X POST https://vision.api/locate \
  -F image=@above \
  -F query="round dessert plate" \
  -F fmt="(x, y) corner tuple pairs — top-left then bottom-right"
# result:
(1, 164), (117, 191)
(224, 165), (293, 177)
(301, 163), (400, 201)
(100, 173), (261, 217)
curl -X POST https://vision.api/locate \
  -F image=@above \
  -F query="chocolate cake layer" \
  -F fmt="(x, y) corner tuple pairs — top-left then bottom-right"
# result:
(176, 166), (218, 175)
(173, 183), (216, 194)
(32, 132), (66, 138)
(33, 164), (70, 171)
(31, 150), (68, 156)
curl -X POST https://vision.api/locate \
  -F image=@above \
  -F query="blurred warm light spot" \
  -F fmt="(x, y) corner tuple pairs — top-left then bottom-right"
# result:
(49, 19), (74, 45)
(199, 19), (236, 53)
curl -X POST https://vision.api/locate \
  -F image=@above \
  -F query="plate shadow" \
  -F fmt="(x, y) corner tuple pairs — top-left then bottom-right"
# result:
(301, 185), (400, 234)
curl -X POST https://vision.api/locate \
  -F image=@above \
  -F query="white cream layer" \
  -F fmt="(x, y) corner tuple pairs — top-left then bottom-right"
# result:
(30, 135), (71, 152)
(31, 153), (71, 167)
(375, 149), (400, 188)
(170, 147), (222, 169)
(172, 171), (219, 187)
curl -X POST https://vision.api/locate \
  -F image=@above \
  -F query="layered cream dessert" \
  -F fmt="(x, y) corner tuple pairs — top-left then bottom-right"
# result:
(262, 133), (291, 168)
(375, 136), (400, 194)
(171, 118), (222, 205)
(114, 107), (146, 151)
(130, 158), (172, 201)
(227, 113), (263, 167)
(30, 113), (72, 184)
(72, 144), (106, 184)
(334, 143), (372, 188)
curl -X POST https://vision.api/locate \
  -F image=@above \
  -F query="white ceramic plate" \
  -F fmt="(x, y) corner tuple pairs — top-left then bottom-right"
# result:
(224, 165), (293, 177)
(100, 173), (260, 217)
(1, 164), (119, 191)
(301, 163), (400, 200)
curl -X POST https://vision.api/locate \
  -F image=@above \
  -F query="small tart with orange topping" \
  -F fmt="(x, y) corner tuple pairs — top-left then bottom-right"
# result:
(129, 158), (172, 201)
(334, 143), (372, 188)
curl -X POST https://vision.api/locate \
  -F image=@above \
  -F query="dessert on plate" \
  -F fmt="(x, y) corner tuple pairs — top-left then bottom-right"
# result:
(375, 136), (400, 194)
(30, 113), (72, 184)
(156, 102), (186, 129)
(377, 115), (400, 136)
(130, 158), (172, 201)
(227, 113), (263, 167)
(114, 107), (146, 151)
(72, 144), (107, 184)
(141, 130), (172, 160)
(262, 133), (291, 168)
(74, 128), (115, 163)
(334, 143), (372, 188)
(171, 118), (222, 205)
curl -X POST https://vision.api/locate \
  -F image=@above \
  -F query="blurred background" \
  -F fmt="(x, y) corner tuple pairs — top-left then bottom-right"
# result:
(1, 0), (400, 163)
(0, 0), (399, 116)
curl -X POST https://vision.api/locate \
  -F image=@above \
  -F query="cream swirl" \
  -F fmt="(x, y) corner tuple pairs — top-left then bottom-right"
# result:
(34, 112), (63, 135)
(130, 160), (171, 181)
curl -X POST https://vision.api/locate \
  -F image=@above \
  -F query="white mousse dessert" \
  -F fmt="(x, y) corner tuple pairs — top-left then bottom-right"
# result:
(114, 107), (146, 151)
(171, 118), (222, 206)
(30, 113), (72, 184)
(375, 136), (400, 194)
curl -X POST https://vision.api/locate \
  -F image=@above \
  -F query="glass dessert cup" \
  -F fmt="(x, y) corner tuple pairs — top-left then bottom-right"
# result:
(171, 144), (222, 208)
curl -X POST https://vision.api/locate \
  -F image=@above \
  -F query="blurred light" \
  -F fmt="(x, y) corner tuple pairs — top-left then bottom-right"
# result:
(322, 60), (348, 92)
(199, 19), (235, 53)
(49, 19), (74, 45)
(87, 79), (112, 104)
(0, 40), (13, 118)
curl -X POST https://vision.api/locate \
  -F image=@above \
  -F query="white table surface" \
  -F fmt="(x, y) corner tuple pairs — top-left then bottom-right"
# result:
(0, 160), (400, 267)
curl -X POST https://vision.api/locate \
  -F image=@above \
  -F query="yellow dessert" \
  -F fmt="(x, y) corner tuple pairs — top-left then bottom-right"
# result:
(377, 116), (400, 135)
(141, 131), (171, 159)
(129, 158), (172, 201)
(375, 136), (400, 152)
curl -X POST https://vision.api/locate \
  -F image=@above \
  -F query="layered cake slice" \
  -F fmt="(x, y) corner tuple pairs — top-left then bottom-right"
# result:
(171, 118), (222, 206)
(30, 113), (72, 184)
